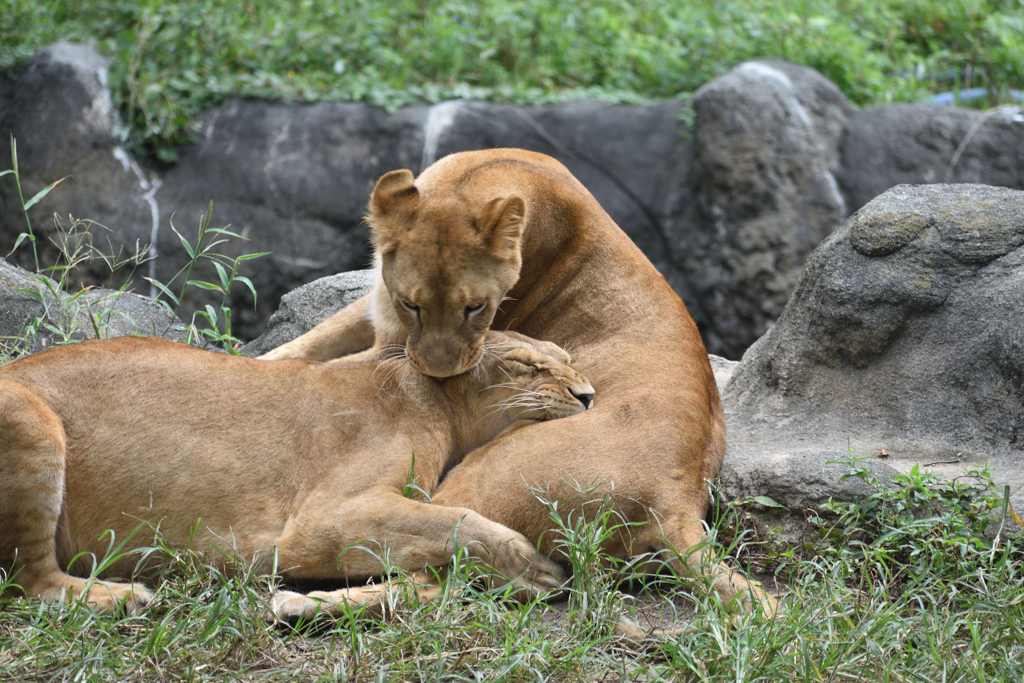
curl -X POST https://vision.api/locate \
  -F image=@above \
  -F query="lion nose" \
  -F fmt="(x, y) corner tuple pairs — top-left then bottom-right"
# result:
(570, 389), (594, 410)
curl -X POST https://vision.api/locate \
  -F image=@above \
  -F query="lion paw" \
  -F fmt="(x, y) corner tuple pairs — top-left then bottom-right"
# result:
(489, 533), (567, 601)
(268, 587), (386, 624)
(34, 576), (152, 615)
(268, 589), (319, 623)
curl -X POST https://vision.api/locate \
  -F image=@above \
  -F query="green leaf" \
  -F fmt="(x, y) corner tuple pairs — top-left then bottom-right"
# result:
(200, 238), (229, 254)
(753, 495), (785, 509)
(207, 227), (245, 239)
(38, 277), (61, 298)
(186, 279), (223, 292)
(12, 286), (44, 301)
(156, 147), (179, 164)
(236, 251), (271, 261)
(213, 261), (230, 290)
(234, 275), (258, 305)
(143, 277), (180, 305)
(23, 176), (70, 210)
(10, 232), (32, 252)
(0, 169), (13, 178)
(171, 224), (196, 259)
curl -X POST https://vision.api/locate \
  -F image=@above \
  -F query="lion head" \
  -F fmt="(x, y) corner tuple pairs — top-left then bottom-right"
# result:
(368, 169), (525, 378)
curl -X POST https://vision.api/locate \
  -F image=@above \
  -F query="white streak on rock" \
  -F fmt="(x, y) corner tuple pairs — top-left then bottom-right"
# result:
(263, 120), (293, 198)
(112, 146), (162, 297)
(421, 101), (462, 171)
(824, 171), (846, 217)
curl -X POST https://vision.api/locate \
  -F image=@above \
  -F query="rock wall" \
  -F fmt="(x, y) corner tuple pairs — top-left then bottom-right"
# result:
(0, 43), (157, 291)
(3, 43), (1023, 356)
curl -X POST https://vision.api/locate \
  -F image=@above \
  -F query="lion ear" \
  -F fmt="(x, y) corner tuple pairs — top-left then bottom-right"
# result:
(480, 195), (526, 261)
(368, 169), (419, 252)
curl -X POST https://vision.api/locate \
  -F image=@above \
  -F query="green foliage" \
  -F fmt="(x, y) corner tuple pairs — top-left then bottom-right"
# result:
(535, 483), (642, 639)
(153, 201), (268, 352)
(811, 457), (1024, 603)
(3, 0), (1022, 159)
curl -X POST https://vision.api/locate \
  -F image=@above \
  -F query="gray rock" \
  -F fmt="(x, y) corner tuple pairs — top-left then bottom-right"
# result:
(241, 269), (373, 356)
(708, 354), (739, 392)
(1, 257), (188, 355)
(838, 104), (1024, 215)
(0, 42), (157, 289)
(0, 256), (58, 354)
(688, 60), (853, 359)
(73, 288), (189, 345)
(720, 184), (1024, 537)
(155, 96), (699, 343)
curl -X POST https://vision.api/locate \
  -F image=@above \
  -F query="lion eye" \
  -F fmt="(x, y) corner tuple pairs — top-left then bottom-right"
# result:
(464, 303), (485, 318)
(401, 300), (419, 314)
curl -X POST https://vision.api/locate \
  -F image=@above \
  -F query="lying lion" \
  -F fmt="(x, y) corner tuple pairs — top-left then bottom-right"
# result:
(0, 331), (593, 613)
(263, 148), (777, 615)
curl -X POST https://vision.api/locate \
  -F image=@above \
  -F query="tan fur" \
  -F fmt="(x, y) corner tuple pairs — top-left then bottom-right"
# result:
(0, 331), (593, 617)
(263, 149), (777, 615)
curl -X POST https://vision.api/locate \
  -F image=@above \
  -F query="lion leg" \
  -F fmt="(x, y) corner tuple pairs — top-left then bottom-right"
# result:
(270, 569), (443, 622)
(260, 294), (374, 361)
(0, 381), (151, 613)
(269, 489), (565, 622)
(661, 515), (778, 617)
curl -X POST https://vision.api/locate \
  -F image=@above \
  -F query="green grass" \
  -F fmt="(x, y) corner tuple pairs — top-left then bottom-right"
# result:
(2, 461), (1022, 681)
(2, 0), (1022, 160)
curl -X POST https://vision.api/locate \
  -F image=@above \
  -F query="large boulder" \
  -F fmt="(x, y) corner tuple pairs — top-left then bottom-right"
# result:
(240, 269), (373, 357)
(412, 98), (698, 309)
(687, 60), (853, 358)
(721, 184), (1024, 536)
(838, 105), (1024, 214)
(0, 43), (157, 289)
(0, 256), (58, 353)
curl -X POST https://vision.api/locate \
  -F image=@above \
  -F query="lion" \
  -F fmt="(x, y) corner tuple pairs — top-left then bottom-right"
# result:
(0, 331), (594, 614)
(262, 148), (777, 615)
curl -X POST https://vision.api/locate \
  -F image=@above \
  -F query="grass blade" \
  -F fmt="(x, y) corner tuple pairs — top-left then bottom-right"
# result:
(23, 176), (70, 210)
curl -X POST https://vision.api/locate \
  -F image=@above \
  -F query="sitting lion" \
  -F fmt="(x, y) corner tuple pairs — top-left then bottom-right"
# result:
(0, 331), (592, 614)
(262, 148), (777, 615)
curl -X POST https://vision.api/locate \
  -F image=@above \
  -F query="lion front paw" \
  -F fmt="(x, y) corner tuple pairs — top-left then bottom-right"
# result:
(488, 533), (567, 601)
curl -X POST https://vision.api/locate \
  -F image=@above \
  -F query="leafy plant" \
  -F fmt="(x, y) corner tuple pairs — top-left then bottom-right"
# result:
(1, 135), (68, 272)
(146, 201), (268, 353)
(811, 455), (1024, 603)
(3, 1), (1022, 159)
(532, 482), (652, 639)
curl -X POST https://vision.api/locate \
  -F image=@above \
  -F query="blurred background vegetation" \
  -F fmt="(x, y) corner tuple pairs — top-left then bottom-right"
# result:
(3, 0), (1022, 161)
